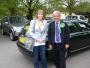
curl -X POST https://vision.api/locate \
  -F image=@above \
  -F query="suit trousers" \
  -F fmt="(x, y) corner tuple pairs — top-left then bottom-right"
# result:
(53, 43), (66, 68)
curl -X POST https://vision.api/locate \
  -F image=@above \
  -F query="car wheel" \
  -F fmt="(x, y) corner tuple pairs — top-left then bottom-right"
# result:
(1, 28), (5, 35)
(65, 51), (68, 58)
(10, 32), (15, 41)
(65, 48), (70, 59)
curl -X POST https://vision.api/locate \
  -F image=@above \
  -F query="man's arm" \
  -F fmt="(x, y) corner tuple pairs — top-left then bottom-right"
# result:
(48, 23), (53, 49)
(65, 23), (70, 49)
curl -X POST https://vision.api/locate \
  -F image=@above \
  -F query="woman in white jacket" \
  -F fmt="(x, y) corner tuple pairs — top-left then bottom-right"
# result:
(27, 9), (48, 68)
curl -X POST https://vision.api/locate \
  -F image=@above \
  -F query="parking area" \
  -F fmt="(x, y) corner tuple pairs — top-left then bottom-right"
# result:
(0, 30), (90, 68)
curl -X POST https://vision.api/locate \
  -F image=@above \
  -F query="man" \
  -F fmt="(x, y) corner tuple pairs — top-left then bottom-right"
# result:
(48, 11), (70, 68)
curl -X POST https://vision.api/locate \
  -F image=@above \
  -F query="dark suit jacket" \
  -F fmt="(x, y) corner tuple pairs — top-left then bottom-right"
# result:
(48, 21), (70, 46)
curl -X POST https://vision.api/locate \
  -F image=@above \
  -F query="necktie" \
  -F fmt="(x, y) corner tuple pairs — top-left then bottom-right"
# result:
(55, 23), (61, 43)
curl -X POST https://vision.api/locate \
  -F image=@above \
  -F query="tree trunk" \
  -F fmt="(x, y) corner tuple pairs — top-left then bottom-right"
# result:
(26, 8), (33, 20)
(9, 8), (17, 16)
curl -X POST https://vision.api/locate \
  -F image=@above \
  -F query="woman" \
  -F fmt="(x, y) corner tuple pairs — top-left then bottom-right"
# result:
(27, 9), (48, 68)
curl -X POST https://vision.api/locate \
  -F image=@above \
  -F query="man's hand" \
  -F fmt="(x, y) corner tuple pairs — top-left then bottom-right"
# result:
(65, 44), (69, 49)
(49, 45), (53, 50)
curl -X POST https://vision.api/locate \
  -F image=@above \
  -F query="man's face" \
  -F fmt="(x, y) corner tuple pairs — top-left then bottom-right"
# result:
(53, 13), (61, 22)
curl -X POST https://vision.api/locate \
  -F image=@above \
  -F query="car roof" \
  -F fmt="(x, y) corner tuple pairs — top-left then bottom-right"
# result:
(67, 15), (83, 16)
(63, 19), (85, 23)
(63, 19), (86, 26)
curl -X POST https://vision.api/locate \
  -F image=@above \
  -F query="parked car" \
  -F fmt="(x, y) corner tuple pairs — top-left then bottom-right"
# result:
(0, 19), (1, 27)
(65, 15), (88, 23)
(17, 20), (90, 59)
(1, 16), (28, 41)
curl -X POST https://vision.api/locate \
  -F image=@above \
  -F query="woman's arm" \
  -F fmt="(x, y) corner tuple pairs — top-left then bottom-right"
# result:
(26, 20), (39, 40)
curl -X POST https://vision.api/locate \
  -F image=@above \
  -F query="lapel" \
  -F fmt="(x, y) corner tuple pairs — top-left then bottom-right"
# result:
(60, 22), (65, 42)
(51, 21), (65, 35)
(54, 21), (65, 37)
(53, 21), (55, 34)
(42, 20), (47, 32)
(53, 21), (65, 34)
(60, 22), (65, 35)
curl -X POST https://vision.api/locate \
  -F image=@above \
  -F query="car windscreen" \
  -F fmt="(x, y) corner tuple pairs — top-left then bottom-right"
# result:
(66, 16), (78, 20)
(72, 16), (77, 20)
(66, 22), (80, 33)
(78, 22), (90, 30)
(9, 16), (27, 26)
(80, 16), (86, 20)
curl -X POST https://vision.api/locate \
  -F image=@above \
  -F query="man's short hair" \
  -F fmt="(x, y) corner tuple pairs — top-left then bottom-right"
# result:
(53, 11), (61, 16)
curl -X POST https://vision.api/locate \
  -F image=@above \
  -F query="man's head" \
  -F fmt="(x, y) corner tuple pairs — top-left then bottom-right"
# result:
(53, 11), (61, 22)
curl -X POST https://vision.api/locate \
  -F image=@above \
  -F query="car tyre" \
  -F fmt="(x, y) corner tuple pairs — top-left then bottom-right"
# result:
(10, 32), (15, 41)
(65, 48), (70, 59)
(1, 28), (5, 35)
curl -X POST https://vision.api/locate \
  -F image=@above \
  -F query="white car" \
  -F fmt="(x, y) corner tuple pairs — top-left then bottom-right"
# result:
(65, 15), (88, 23)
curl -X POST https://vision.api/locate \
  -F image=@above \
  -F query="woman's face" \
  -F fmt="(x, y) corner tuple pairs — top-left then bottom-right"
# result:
(37, 12), (44, 20)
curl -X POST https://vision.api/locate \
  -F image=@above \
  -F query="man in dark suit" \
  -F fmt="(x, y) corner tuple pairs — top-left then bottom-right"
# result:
(48, 11), (70, 68)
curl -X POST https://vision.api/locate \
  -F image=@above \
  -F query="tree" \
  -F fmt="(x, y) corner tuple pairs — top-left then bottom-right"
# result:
(44, 0), (78, 15)
(0, 0), (8, 18)
(75, 2), (90, 13)
(0, 0), (49, 19)
(0, 0), (90, 19)
(0, 0), (20, 16)
(20, 0), (45, 20)
(42, 0), (67, 15)
(60, 0), (79, 15)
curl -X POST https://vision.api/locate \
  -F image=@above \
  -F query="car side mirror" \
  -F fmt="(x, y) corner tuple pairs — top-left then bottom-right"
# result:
(5, 22), (8, 25)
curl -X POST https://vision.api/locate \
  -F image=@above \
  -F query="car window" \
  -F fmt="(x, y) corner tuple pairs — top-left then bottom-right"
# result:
(72, 16), (77, 20)
(9, 16), (27, 26)
(80, 16), (85, 20)
(78, 23), (90, 31)
(68, 23), (80, 33)
(10, 17), (25, 23)
(66, 16), (78, 20)
(45, 17), (53, 20)
(3, 17), (8, 22)
(66, 16), (71, 20)
(79, 23), (86, 28)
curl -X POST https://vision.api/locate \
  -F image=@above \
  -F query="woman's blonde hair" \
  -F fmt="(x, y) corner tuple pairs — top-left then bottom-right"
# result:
(35, 9), (45, 20)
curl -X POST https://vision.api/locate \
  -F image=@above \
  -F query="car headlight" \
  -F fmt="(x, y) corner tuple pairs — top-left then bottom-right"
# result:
(13, 26), (17, 31)
(13, 26), (22, 32)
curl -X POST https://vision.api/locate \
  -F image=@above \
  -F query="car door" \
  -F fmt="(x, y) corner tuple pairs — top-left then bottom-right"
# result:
(2, 17), (9, 33)
(5, 17), (11, 34)
(78, 22), (90, 47)
(69, 22), (90, 52)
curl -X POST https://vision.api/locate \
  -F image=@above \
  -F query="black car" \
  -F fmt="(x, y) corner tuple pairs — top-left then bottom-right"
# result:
(17, 20), (90, 59)
(1, 16), (28, 41)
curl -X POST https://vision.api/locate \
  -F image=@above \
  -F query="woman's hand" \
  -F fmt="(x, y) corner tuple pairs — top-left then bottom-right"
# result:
(36, 38), (44, 43)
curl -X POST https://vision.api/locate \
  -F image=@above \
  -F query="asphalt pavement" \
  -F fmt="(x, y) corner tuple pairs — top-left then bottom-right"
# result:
(0, 30), (90, 68)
